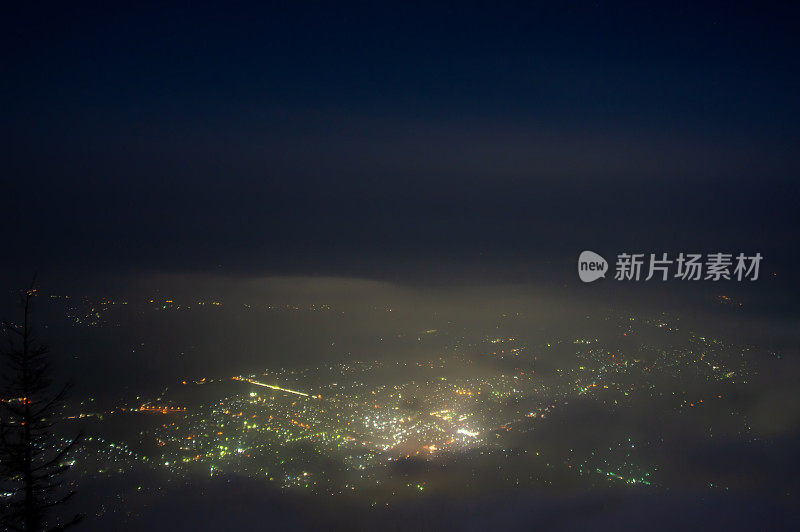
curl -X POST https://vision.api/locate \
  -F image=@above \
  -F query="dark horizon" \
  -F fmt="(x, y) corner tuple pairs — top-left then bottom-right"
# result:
(3, 2), (798, 284)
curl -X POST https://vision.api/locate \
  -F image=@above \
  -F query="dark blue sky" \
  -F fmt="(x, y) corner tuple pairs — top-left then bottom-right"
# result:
(2, 2), (798, 283)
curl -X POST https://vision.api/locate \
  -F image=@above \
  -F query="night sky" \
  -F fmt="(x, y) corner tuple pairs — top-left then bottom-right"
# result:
(2, 3), (799, 282)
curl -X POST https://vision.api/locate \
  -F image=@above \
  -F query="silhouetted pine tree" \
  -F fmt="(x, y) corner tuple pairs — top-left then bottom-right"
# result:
(0, 280), (82, 531)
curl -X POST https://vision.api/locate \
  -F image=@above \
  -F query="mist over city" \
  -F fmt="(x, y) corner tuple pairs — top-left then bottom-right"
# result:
(2, 3), (799, 531)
